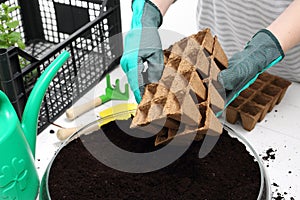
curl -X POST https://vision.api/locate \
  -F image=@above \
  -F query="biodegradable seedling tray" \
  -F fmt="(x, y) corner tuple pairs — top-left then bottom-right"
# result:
(131, 28), (227, 145)
(226, 72), (291, 131)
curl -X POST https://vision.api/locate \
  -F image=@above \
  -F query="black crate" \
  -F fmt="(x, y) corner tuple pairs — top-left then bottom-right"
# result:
(0, 0), (123, 133)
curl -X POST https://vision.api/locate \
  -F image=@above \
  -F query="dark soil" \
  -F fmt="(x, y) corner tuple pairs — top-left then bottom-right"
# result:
(48, 119), (261, 200)
(262, 148), (276, 161)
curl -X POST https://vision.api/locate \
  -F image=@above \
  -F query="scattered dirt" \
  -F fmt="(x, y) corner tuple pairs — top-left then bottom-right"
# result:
(262, 148), (276, 161)
(271, 183), (295, 200)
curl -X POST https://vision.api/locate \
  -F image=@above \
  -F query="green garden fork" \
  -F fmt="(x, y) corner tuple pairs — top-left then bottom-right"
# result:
(66, 74), (129, 120)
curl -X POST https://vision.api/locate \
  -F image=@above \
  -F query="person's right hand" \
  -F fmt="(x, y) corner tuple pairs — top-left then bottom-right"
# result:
(120, 0), (164, 103)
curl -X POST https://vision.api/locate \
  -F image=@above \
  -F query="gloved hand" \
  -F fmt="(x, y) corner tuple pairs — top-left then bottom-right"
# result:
(218, 29), (284, 93)
(120, 0), (164, 103)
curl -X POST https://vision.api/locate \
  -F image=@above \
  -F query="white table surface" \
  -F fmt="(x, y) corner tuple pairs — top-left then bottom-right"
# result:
(35, 1), (299, 199)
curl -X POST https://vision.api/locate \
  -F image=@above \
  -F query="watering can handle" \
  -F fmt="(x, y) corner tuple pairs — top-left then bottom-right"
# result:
(21, 51), (70, 156)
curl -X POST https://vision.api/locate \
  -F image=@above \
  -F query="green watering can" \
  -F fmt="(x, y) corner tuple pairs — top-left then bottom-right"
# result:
(0, 50), (70, 200)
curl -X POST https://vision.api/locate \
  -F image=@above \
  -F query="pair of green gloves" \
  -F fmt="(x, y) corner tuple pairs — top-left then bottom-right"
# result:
(121, 0), (284, 103)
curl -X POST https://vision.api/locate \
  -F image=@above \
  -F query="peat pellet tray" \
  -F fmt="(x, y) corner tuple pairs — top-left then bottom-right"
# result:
(226, 72), (291, 131)
(131, 28), (228, 145)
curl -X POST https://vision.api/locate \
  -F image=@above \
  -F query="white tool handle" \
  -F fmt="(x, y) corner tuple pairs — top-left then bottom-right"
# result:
(66, 97), (102, 120)
(56, 123), (100, 141)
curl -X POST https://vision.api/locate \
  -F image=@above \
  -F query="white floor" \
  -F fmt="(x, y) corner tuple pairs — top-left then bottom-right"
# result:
(35, 1), (299, 199)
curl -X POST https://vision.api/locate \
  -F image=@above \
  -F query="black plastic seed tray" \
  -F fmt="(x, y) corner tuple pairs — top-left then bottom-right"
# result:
(0, 0), (123, 133)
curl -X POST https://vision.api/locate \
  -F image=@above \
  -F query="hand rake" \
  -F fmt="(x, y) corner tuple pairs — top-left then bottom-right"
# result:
(66, 74), (129, 120)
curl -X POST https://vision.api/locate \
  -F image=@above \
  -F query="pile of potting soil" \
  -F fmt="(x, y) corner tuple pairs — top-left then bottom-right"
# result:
(48, 119), (261, 200)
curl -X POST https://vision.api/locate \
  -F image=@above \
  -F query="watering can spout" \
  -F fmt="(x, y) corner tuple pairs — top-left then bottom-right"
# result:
(21, 51), (70, 156)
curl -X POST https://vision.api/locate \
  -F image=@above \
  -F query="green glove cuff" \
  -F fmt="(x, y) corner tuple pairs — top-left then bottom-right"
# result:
(146, 0), (163, 27)
(252, 29), (285, 60)
(131, 0), (163, 28)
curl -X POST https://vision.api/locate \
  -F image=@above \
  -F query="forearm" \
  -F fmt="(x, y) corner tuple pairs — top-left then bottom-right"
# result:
(267, 0), (300, 52)
(151, 0), (174, 15)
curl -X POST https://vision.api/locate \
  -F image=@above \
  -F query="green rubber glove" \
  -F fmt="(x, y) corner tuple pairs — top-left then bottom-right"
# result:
(120, 0), (164, 103)
(218, 29), (284, 93)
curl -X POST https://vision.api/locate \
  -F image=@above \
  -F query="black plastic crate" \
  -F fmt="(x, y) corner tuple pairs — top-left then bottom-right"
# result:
(0, 0), (123, 133)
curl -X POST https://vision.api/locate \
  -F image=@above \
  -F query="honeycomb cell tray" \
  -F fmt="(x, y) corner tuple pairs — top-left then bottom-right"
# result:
(226, 72), (291, 131)
(131, 28), (228, 145)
